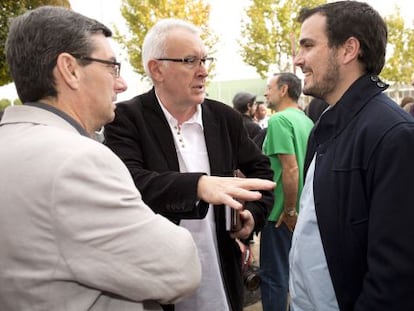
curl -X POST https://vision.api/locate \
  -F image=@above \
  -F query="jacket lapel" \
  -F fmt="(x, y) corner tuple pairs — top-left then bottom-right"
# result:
(202, 103), (227, 175)
(141, 89), (180, 171)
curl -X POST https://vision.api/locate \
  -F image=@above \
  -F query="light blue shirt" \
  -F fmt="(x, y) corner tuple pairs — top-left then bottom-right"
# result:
(289, 155), (339, 311)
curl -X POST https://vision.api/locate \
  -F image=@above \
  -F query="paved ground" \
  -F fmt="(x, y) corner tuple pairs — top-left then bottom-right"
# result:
(244, 300), (262, 311)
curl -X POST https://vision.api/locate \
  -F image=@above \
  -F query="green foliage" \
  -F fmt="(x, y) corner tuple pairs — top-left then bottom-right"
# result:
(0, 0), (70, 86)
(0, 98), (22, 113)
(116, 0), (217, 79)
(383, 8), (414, 86)
(240, 0), (326, 78)
(0, 98), (12, 111)
(241, 0), (414, 87)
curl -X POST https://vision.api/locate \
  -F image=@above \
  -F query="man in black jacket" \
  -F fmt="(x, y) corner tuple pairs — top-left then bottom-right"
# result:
(232, 91), (261, 139)
(104, 18), (274, 311)
(290, 2), (414, 310)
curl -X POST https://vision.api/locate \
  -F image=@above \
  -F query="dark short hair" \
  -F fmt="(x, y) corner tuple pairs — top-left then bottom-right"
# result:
(6, 6), (112, 103)
(298, 1), (387, 75)
(232, 92), (256, 113)
(274, 72), (302, 101)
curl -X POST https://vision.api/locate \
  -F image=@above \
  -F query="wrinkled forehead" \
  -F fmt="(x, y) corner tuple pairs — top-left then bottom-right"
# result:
(165, 28), (207, 56)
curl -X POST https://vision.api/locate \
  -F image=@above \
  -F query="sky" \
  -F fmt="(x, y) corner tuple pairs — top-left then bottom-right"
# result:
(0, 0), (412, 101)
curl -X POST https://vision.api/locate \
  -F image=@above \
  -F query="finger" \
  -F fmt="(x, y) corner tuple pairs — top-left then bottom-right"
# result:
(236, 178), (276, 191)
(221, 196), (243, 210)
(230, 227), (250, 240)
(275, 219), (282, 228)
(275, 214), (284, 228)
(227, 188), (262, 202)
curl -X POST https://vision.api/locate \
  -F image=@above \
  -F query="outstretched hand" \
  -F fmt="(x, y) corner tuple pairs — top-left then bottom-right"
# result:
(197, 175), (275, 210)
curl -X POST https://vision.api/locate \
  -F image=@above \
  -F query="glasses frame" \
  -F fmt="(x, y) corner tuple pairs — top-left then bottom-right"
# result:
(72, 55), (121, 77)
(156, 56), (215, 69)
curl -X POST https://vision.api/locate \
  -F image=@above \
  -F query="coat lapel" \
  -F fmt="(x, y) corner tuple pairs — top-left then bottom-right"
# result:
(202, 103), (230, 176)
(141, 89), (180, 171)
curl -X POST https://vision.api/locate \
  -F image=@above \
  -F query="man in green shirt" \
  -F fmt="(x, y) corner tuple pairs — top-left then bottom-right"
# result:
(260, 72), (314, 311)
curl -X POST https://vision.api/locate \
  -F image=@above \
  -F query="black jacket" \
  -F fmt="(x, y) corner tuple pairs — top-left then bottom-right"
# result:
(305, 75), (414, 310)
(241, 114), (261, 139)
(104, 88), (274, 311)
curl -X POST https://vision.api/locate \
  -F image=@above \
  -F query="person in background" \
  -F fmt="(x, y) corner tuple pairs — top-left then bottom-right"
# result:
(0, 6), (202, 311)
(260, 72), (314, 311)
(232, 91), (262, 139)
(304, 97), (329, 123)
(409, 104), (414, 117)
(401, 96), (414, 117)
(400, 96), (414, 109)
(290, 1), (414, 310)
(255, 101), (269, 129)
(104, 18), (275, 311)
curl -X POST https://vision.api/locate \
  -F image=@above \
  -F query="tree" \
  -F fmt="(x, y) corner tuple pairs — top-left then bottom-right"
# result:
(0, 0), (70, 86)
(0, 98), (12, 111)
(117, 0), (216, 78)
(240, 0), (326, 79)
(383, 8), (414, 87)
(241, 0), (414, 87)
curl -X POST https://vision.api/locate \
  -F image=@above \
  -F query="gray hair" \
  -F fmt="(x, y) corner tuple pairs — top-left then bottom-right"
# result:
(274, 72), (302, 102)
(6, 6), (112, 103)
(142, 18), (201, 78)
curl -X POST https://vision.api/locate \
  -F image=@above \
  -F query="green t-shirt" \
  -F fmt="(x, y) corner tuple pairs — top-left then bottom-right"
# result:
(263, 108), (314, 221)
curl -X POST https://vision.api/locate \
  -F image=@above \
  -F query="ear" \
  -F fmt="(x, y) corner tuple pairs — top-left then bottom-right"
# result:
(148, 59), (164, 82)
(55, 53), (80, 90)
(280, 84), (288, 97)
(342, 36), (360, 65)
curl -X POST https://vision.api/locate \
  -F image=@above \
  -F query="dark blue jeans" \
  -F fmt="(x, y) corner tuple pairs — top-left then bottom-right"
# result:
(260, 221), (292, 311)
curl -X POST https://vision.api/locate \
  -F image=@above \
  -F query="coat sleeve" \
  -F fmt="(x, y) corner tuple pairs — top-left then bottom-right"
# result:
(233, 112), (274, 232)
(355, 122), (414, 310)
(104, 101), (209, 221)
(52, 143), (201, 305)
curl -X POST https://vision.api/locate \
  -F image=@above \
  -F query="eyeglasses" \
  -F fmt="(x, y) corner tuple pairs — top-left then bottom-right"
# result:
(72, 55), (121, 77)
(156, 56), (215, 70)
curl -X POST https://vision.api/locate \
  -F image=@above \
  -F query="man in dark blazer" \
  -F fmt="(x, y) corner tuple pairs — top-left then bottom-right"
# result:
(104, 19), (274, 311)
(290, 2), (414, 310)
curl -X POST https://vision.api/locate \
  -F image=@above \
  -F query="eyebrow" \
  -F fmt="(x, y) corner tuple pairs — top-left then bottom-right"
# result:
(298, 38), (314, 46)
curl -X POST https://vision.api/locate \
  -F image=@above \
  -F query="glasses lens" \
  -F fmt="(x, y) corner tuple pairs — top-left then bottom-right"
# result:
(115, 64), (120, 77)
(202, 58), (214, 70)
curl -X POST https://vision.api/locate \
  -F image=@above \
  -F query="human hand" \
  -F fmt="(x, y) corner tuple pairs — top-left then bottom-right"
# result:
(197, 175), (275, 210)
(230, 209), (255, 240)
(276, 211), (297, 232)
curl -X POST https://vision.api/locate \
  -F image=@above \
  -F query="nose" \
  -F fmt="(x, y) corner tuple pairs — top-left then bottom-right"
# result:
(196, 64), (208, 78)
(115, 75), (128, 94)
(293, 50), (303, 67)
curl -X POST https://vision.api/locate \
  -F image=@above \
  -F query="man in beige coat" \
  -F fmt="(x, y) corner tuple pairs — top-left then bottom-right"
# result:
(0, 7), (275, 311)
(0, 6), (202, 311)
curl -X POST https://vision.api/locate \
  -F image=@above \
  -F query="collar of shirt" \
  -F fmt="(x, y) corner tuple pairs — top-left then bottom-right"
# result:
(155, 92), (204, 130)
